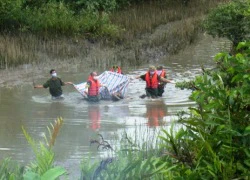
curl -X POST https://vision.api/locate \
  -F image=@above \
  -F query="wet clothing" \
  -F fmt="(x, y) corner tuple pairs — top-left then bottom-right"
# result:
(43, 77), (65, 98)
(87, 95), (101, 102)
(139, 72), (161, 98)
(110, 67), (122, 74)
(157, 70), (167, 97)
(86, 76), (101, 102)
(145, 71), (159, 88)
(87, 76), (100, 96)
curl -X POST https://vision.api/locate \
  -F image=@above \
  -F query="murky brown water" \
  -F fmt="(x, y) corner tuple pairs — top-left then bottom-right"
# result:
(0, 34), (231, 178)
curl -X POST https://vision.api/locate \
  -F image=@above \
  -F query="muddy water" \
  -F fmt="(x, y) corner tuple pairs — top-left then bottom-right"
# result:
(0, 35), (230, 178)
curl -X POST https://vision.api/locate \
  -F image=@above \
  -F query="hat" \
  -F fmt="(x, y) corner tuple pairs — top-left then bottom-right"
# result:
(149, 65), (156, 71)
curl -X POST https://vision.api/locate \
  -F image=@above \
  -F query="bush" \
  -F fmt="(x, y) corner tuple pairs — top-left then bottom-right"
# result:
(203, 0), (250, 49)
(165, 42), (250, 178)
(23, 2), (78, 35)
(0, 0), (23, 30)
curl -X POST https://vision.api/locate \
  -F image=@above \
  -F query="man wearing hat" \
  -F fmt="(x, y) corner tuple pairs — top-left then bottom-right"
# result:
(135, 65), (172, 98)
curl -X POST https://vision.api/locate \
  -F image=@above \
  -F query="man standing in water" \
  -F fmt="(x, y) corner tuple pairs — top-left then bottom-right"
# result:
(135, 65), (174, 98)
(85, 71), (106, 102)
(34, 69), (73, 99)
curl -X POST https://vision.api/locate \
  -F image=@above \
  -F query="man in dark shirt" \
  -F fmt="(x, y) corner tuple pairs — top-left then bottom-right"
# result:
(34, 69), (73, 99)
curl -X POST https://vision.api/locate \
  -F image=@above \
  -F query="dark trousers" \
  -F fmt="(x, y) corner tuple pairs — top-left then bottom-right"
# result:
(145, 88), (158, 98)
(158, 86), (165, 97)
(87, 95), (101, 102)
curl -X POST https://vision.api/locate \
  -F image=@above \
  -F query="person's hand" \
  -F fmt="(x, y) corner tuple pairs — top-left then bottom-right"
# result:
(129, 77), (135, 81)
(34, 85), (42, 88)
(169, 80), (176, 84)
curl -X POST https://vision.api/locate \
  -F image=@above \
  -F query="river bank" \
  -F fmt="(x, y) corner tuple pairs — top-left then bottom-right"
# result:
(0, 0), (230, 88)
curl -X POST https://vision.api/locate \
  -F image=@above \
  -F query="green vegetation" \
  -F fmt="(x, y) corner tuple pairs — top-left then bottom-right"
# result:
(169, 42), (250, 178)
(0, 117), (67, 179)
(203, 0), (250, 50)
(0, 0), (119, 37)
(0, 0), (193, 37)
(0, 0), (229, 69)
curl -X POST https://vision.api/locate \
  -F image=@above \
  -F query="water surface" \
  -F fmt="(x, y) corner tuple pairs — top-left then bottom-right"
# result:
(0, 35), (231, 178)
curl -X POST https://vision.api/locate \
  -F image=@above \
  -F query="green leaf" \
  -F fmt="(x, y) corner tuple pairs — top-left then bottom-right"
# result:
(41, 167), (67, 180)
(243, 126), (250, 135)
(244, 159), (250, 167)
(23, 171), (41, 180)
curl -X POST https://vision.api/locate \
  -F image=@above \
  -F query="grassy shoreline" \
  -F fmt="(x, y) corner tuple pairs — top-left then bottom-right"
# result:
(0, 0), (230, 70)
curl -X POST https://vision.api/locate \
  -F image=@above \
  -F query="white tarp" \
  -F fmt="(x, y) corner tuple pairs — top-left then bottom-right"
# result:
(74, 71), (130, 100)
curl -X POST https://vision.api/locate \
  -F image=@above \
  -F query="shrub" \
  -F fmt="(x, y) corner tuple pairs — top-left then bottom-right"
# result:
(203, 0), (250, 50)
(165, 42), (250, 178)
(23, 2), (78, 35)
(0, 0), (23, 30)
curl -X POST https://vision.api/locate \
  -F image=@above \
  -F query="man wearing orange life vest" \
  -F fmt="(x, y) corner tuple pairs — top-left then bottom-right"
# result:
(135, 66), (173, 98)
(157, 65), (167, 97)
(85, 71), (106, 102)
(110, 65), (123, 74)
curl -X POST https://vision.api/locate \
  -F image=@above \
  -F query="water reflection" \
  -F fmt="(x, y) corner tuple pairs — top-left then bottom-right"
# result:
(145, 100), (166, 127)
(88, 105), (101, 131)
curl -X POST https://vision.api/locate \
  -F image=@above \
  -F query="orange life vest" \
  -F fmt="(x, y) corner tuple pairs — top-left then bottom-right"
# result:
(88, 76), (100, 96)
(158, 70), (167, 86)
(110, 66), (122, 74)
(159, 70), (166, 78)
(145, 71), (158, 88)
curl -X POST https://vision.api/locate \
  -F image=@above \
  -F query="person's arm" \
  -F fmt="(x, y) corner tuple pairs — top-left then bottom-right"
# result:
(34, 85), (44, 88)
(59, 78), (73, 86)
(64, 82), (73, 85)
(135, 74), (144, 80)
(34, 80), (49, 89)
(160, 76), (175, 83)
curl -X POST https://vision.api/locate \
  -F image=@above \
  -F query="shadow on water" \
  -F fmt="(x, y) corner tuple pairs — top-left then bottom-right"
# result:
(0, 34), (231, 178)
